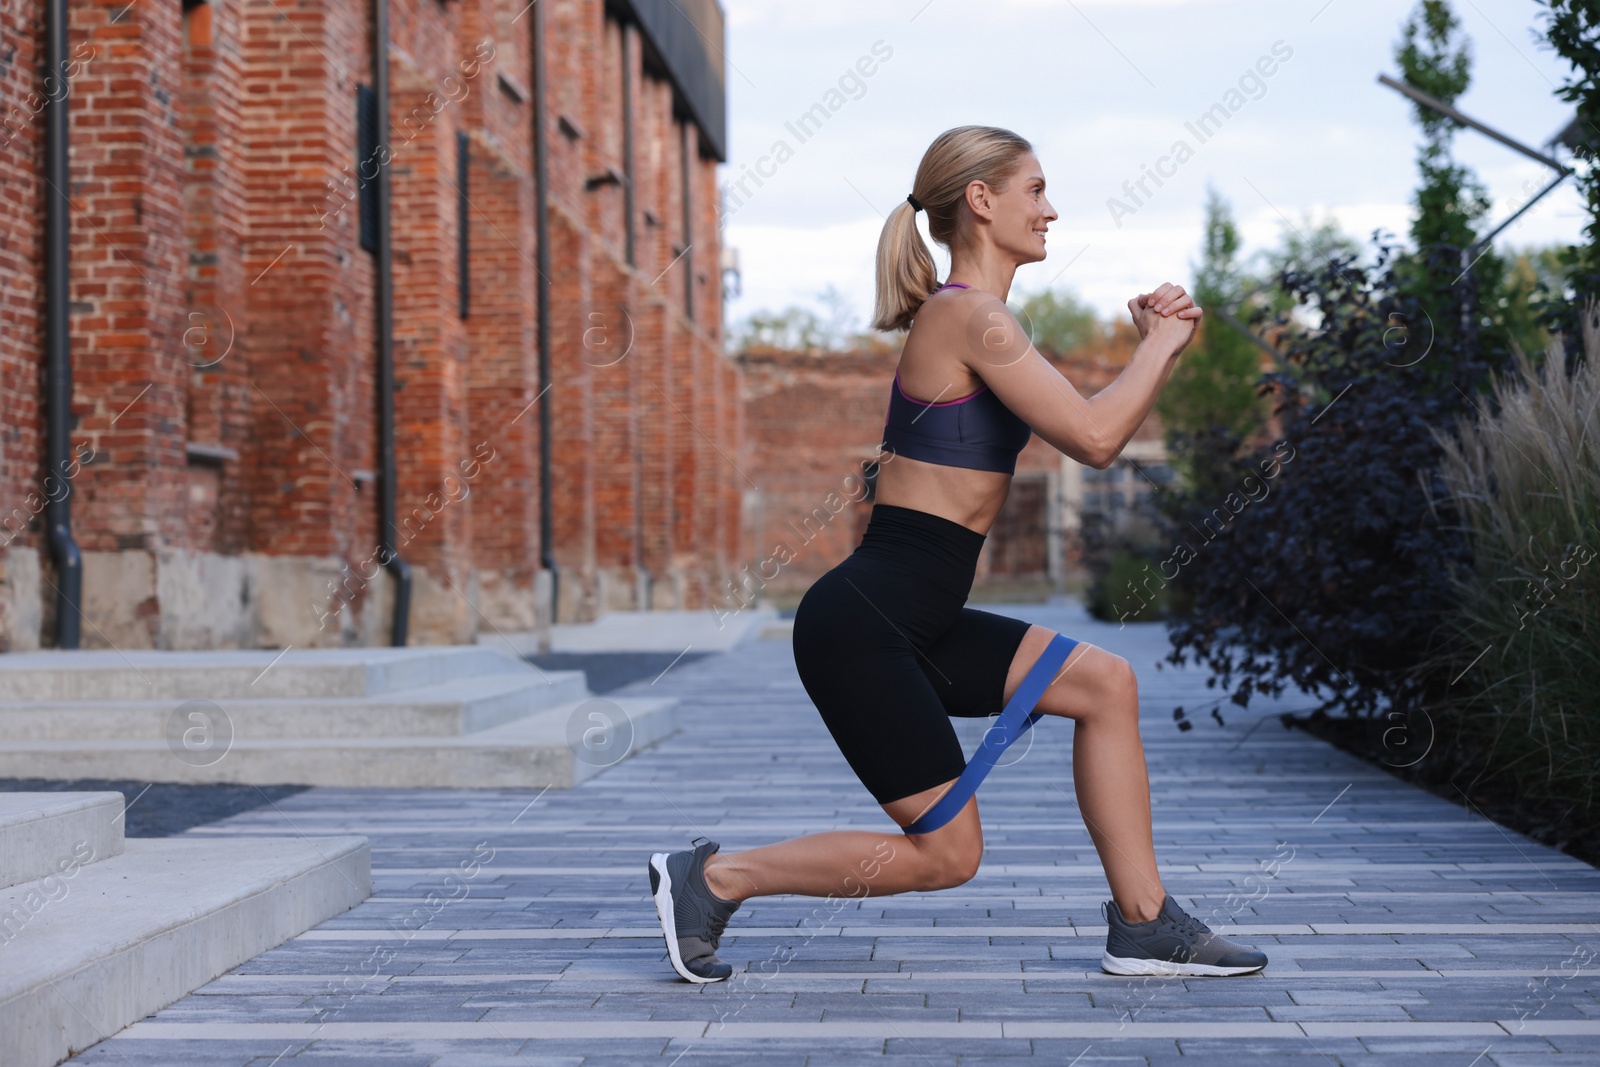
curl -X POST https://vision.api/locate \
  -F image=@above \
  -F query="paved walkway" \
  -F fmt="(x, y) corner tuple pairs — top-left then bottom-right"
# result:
(74, 601), (1600, 1065)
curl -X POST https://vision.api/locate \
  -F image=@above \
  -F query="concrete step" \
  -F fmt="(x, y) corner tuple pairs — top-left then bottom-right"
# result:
(478, 606), (779, 654)
(0, 669), (590, 742)
(0, 792), (124, 891)
(0, 694), (679, 788)
(0, 833), (368, 1067)
(0, 646), (526, 701)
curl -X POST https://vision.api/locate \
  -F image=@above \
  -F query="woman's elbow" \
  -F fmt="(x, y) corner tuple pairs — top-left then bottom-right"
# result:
(1061, 442), (1111, 470)
(1044, 427), (1113, 469)
(1083, 437), (1116, 470)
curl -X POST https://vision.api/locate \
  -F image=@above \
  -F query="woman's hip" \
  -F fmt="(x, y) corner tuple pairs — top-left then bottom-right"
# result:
(793, 549), (966, 661)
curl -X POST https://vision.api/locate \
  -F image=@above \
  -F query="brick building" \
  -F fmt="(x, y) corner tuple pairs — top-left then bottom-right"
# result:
(0, 0), (742, 651)
(733, 324), (1171, 608)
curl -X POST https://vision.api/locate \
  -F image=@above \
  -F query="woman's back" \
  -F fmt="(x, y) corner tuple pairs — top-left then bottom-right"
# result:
(876, 284), (1026, 535)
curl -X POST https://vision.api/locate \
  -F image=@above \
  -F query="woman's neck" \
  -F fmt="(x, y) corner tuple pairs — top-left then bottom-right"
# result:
(940, 249), (1017, 300)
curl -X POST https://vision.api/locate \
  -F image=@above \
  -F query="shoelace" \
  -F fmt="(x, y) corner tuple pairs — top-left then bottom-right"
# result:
(691, 838), (734, 950)
(1163, 908), (1213, 942)
(706, 909), (731, 949)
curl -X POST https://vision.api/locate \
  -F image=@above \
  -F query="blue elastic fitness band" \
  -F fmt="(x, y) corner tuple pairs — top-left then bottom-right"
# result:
(902, 632), (1079, 835)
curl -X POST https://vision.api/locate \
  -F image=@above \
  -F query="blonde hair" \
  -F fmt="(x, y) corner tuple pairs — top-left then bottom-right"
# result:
(870, 125), (1035, 332)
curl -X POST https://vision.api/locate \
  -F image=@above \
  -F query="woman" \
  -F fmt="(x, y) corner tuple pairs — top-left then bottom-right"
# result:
(649, 125), (1268, 983)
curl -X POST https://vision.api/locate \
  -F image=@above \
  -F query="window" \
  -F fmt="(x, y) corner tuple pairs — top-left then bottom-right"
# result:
(457, 129), (469, 318)
(357, 84), (378, 254)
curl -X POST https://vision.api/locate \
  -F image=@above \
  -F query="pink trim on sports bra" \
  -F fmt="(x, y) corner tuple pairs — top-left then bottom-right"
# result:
(893, 370), (987, 407)
(896, 281), (983, 405)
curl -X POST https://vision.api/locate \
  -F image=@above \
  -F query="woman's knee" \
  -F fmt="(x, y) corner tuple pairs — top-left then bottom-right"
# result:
(1105, 652), (1138, 708)
(944, 838), (984, 888)
(1039, 643), (1139, 724)
(1086, 652), (1140, 727)
(884, 784), (984, 890)
(911, 827), (983, 890)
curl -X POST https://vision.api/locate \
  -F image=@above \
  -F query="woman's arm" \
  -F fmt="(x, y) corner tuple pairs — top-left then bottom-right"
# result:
(954, 288), (1198, 469)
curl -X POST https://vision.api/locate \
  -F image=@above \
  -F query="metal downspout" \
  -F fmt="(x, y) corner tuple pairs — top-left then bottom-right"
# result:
(533, 3), (556, 636)
(622, 21), (646, 609)
(373, 0), (411, 644)
(45, 0), (82, 648)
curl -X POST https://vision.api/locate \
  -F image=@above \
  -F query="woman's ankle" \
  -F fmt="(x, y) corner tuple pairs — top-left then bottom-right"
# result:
(702, 854), (745, 905)
(1116, 891), (1167, 924)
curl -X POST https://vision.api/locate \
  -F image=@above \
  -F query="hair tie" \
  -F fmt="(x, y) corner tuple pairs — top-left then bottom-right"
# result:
(906, 193), (923, 213)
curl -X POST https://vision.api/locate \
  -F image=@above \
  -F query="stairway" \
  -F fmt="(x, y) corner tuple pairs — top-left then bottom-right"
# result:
(0, 646), (677, 787)
(0, 791), (368, 1067)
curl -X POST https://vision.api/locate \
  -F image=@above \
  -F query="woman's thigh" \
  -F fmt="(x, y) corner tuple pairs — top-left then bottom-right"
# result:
(915, 607), (1035, 718)
(1002, 624), (1135, 722)
(792, 566), (971, 807)
(918, 611), (1133, 723)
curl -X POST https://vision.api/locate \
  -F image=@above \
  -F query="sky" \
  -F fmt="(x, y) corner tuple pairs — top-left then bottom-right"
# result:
(716, 0), (1586, 333)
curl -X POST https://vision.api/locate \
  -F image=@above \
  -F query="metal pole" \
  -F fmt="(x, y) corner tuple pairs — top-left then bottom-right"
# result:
(533, 1), (556, 649)
(45, 0), (82, 648)
(1377, 74), (1573, 174)
(374, 0), (411, 645)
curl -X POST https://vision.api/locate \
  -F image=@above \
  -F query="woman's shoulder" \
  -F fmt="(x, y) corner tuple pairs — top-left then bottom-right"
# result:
(911, 285), (1011, 339)
(910, 284), (988, 329)
(909, 286), (1028, 371)
(901, 292), (994, 386)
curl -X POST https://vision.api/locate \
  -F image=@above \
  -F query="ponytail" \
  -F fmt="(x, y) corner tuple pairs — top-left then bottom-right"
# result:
(871, 199), (938, 333)
(870, 125), (1035, 333)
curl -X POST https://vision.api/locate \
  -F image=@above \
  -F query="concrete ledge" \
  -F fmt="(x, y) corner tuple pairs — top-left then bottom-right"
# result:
(0, 646), (528, 701)
(0, 696), (679, 789)
(479, 607), (779, 655)
(0, 793), (124, 891)
(0, 670), (590, 741)
(0, 835), (369, 1067)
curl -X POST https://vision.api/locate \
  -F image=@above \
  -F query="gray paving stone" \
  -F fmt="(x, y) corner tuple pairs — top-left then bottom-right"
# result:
(62, 604), (1600, 1063)
(428, 1056), (583, 1067)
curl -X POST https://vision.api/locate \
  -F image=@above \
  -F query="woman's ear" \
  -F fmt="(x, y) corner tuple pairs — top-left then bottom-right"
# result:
(965, 179), (995, 222)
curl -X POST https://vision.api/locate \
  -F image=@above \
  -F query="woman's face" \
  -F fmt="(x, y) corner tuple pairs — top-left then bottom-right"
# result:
(979, 152), (1058, 265)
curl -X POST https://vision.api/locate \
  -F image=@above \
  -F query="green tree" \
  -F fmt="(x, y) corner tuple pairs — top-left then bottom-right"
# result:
(1498, 244), (1573, 357)
(1254, 210), (1365, 320)
(1391, 0), (1509, 348)
(1153, 185), (1271, 497)
(1532, 1), (1600, 357)
(1014, 288), (1101, 357)
(728, 305), (830, 351)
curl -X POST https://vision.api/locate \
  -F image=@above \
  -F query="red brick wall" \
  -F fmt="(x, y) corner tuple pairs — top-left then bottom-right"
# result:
(0, 1), (47, 543)
(0, 0), (740, 649)
(735, 327), (1149, 597)
(71, 0), (190, 560)
(239, 0), (374, 564)
(735, 346), (899, 599)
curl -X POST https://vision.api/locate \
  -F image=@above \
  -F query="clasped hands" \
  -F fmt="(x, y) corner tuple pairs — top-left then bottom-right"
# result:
(1126, 282), (1203, 356)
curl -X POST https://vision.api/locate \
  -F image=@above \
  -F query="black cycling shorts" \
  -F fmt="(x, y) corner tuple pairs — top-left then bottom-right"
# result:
(791, 503), (1038, 806)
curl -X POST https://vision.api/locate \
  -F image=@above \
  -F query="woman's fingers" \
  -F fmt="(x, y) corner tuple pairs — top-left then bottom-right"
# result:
(1155, 286), (1188, 313)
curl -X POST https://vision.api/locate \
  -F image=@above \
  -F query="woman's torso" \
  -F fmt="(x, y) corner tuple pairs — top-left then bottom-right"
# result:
(874, 284), (1031, 536)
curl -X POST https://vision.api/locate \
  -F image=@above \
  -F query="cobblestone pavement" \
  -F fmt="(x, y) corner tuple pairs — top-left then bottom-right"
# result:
(73, 601), (1600, 1066)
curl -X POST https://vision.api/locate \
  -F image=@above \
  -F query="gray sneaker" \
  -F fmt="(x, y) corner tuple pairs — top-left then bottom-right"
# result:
(1101, 894), (1268, 976)
(648, 837), (741, 983)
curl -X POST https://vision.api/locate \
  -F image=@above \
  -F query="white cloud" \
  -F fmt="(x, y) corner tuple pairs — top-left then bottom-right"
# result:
(719, 0), (1584, 329)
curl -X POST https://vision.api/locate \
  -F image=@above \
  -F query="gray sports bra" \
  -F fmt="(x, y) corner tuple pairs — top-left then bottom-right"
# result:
(880, 282), (1032, 475)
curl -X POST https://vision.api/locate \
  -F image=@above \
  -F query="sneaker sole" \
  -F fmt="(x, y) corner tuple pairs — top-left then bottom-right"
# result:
(649, 852), (726, 984)
(1101, 950), (1266, 977)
